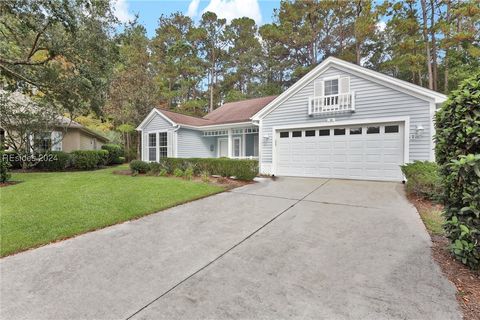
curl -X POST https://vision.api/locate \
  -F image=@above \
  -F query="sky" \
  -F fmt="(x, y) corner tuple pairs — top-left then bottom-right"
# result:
(113, 0), (281, 38)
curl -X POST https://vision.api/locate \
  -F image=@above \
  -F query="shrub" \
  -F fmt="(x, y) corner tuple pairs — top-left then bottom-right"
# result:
(159, 158), (258, 180)
(159, 169), (168, 177)
(173, 168), (184, 177)
(129, 160), (150, 174)
(3, 151), (22, 169)
(400, 161), (443, 200)
(435, 73), (480, 269)
(147, 162), (163, 176)
(36, 151), (71, 171)
(184, 167), (194, 180)
(70, 150), (108, 170)
(0, 152), (11, 183)
(101, 144), (124, 165)
(201, 170), (210, 183)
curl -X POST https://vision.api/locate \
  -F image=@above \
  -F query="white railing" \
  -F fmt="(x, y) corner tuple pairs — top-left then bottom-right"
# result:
(308, 92), (355, 115)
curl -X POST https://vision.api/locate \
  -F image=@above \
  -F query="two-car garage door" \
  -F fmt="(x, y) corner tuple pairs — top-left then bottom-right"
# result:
(275, 122), (405, 181)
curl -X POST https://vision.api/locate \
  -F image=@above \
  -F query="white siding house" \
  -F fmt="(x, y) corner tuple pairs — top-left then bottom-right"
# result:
(137, 57), (446, 181)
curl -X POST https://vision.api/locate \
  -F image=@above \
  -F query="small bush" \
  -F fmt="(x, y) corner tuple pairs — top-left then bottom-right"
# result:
(159, 158), (258, 180)
(130, 160), (150, 174)
(400, 161), (443, 200)
(201, 170), (210, 183)
(101, 144), (124, 165)
(173, 168), (184, 177)
(36, 151), (71, 171)
(147, 162), (163, 176)
(159, 169), (168, 177)
(71, 150), (108, 170)
(0, 152), (11, 183)
(184, 167), (194, 180)
(3, 151), (22, 169)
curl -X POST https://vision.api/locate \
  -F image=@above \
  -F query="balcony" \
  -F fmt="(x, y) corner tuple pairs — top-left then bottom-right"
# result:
(308, 92), (355, 115)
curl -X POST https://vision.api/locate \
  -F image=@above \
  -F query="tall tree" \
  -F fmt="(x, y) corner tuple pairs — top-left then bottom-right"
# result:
(198, 12), (227, 111)
(223, 17), (262, 101)
(104, 21), (156, 125)
(420, 0), (434, 89)
(0, 0), (117, 115)
(151, 13), (204, 112)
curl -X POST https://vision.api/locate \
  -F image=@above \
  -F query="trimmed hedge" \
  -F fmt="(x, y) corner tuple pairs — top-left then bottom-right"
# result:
(159, 157), (258, 180)
(400, 161), (443, 201)
(130, 160), (150, 174)
(71, 150), (108, 170)
(101, 144), (124, 165)
(435, 73), (480, 269)
(36, 151), (71, 171)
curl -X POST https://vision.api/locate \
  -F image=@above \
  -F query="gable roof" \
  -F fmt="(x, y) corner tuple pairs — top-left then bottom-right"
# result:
(203, 96), (278, 124)
(137, 96), (277, 130)
(251, 56), (447, 121)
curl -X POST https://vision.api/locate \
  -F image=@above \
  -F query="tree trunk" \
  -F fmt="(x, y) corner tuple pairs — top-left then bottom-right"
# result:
(420, 0), (434, 89)
(429, 0), (438, 91)
(209, 48), (215, 113)
(444, 0), (451, 93)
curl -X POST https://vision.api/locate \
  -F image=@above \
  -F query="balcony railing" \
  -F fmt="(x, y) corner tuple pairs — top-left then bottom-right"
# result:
(308, 92), (355, 115)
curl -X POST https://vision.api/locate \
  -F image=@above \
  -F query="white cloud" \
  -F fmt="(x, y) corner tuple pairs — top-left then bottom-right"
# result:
(113, 0), (133, 23)
(186, 0), (201, 18)
(202, 0), (262, 24)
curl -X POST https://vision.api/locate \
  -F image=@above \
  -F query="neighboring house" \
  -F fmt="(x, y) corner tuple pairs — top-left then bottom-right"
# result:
(137, 57), (447, 181)
(1, 118), (109, 153)
(0, 91), (109, 152)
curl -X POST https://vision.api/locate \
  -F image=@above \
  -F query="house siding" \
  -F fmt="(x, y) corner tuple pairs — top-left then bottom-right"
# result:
(141, 113), (174, 160)
(260, 66), (433, 173)
(177, 128), (216, 158)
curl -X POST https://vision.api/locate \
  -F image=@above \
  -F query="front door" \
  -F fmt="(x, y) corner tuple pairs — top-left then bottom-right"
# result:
(218, 138), (228, 157)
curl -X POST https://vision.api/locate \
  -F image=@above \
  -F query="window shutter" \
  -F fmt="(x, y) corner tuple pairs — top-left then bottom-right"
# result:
(314, 79), (324, 97)
(167, 131), (173, 157)
(339, 76), (350, 94)
(51, 131), (63, 151)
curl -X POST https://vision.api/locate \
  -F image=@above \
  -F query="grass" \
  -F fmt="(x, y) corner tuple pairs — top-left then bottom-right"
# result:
(418, 206), (445, 236)
(0, 165), (224, 257)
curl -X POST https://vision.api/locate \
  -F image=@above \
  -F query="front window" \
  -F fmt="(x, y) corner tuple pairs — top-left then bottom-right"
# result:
(324, 79), (339, 96)
(159, 132), (167, 158)
(35, 132), (51, 153)
(233, 138), (241, 157)
(148, 133), (157, 161)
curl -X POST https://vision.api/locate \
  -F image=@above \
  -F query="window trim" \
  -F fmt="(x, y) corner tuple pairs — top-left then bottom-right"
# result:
(324, 78), (339, 96)
(385, 125), (400, 133)
(305, 130), (316, 137)
(367, 126), (380, 134)
(233, 137), (241, 157)
(292, 131), (302, 138)
(146, 130), (169, 162)
(334, 128), (346, 136)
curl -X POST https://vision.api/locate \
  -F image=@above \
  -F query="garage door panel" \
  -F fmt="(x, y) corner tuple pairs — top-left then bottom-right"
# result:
(275, 123), (404, 181)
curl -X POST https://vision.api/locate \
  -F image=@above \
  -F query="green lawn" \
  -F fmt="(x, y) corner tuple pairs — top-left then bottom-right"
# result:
(0, 165), (224, 257)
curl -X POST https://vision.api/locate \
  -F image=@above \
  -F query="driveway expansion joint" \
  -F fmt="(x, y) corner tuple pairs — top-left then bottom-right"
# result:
(125, 179), (330, 319)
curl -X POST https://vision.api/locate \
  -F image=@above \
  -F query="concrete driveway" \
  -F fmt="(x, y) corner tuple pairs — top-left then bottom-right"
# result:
(0, 178), (460, 320)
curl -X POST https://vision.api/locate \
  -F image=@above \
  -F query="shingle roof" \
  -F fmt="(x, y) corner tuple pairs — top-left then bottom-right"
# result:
(156, 96), (278, 127)
(158, 109), (214, 126)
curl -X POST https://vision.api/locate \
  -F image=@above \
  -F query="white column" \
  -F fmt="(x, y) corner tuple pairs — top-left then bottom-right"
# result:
(227, 129), (232, 158)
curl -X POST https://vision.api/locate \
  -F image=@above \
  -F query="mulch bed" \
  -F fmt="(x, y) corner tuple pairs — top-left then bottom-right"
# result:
(0, 181), (21, 188)
(112, 170), (253, 190)
(409, 196), (480, 320)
